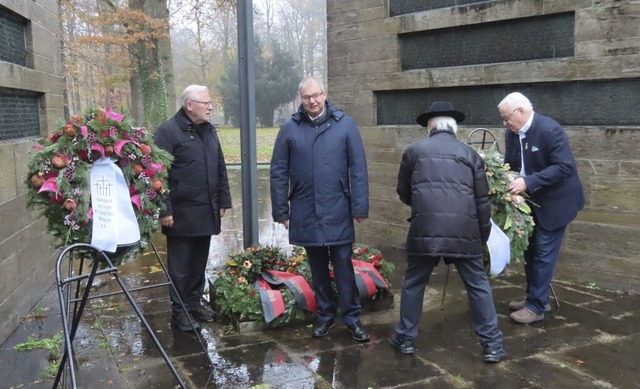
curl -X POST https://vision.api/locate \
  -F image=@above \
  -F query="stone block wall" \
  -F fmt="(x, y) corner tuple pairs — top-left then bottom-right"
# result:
(327, 0), (640, 292)
(0, 0), (63, 344)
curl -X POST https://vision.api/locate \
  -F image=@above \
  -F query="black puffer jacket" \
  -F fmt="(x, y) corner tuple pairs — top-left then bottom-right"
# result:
(397, 129), (491, 259)
(154, 108), (232, 237)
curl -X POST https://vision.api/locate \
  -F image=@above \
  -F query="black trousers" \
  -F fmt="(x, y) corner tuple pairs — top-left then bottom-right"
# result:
(166, 235), (211, 314)
(305, 244), (361, 326)
(395, 255), (503, 347)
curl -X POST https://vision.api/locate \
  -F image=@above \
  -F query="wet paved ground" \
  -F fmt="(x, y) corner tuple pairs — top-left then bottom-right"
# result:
(2, 247), (640, 389)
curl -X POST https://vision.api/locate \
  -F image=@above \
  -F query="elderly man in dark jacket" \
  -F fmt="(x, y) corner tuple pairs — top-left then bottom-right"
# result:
(270, 76), (370, 342)
(390, 101), (507, 363)
(154, 85), (232, 332)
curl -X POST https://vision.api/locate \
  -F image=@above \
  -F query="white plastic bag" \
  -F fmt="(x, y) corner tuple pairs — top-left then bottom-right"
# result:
(487, 218), (510, 275)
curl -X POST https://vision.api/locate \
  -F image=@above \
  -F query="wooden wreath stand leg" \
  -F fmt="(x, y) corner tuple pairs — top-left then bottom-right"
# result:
(52, 242), (214, 389)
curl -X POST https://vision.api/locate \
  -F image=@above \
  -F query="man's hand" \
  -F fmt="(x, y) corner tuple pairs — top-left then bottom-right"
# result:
(507, 177), (527, 194)
(219, 208), (227, 217)
(353, 217), (366, 223)
(161, 215), (174, 228)
(280, 220), (289, 229)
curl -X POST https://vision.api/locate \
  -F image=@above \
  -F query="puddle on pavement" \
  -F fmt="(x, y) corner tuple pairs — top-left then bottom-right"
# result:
(58, 166), (419, 388)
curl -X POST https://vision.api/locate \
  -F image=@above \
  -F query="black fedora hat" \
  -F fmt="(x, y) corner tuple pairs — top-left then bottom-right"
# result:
(416, 101), (465, 127)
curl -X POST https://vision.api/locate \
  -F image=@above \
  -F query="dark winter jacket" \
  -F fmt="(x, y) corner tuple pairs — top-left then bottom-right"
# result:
(154, 108), (232, 237)
(397, 129), (491, 259)
(270, 101), (369, 247)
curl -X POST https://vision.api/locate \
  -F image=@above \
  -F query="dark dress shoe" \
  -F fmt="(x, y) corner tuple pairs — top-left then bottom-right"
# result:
(390, 333), (414, 354)
(312, 320), (335, 338)
(483, 344), (507, 363)
(347, 323), (370, 342)
(170, 312), (201, 332)
(190, 304), (216, 322)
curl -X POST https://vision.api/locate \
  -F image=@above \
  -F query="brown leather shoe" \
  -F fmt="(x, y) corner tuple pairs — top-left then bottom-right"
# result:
(510, 307), (544, 324)
(508, 299), (552, 312)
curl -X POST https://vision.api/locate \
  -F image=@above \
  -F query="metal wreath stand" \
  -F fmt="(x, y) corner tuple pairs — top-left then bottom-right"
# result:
(53, 241), (216, 388)
(439, 128), (559, 310)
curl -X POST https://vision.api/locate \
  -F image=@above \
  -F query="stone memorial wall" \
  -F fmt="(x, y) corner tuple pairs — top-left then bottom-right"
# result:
(0, 0), (63, 344)
(327, 0), (640, 292)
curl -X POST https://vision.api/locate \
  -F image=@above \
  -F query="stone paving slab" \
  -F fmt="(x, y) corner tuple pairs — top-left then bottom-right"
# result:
(2, 260), (640, 388)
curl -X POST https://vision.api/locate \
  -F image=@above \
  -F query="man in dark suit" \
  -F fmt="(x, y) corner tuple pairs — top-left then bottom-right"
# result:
(498, 92), (584, 324)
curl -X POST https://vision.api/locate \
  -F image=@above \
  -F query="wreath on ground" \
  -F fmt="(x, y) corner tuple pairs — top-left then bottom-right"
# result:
(476, 146), (535, 265)
(25, 107), (173, 264)
(211, 244), (395, 328)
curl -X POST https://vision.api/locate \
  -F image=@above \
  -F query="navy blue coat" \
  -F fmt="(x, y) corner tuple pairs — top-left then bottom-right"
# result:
(504, 112), (584, 231)
(397, 129), (491, 259)
(154, 109), (232, 237)
(270, 101), (369, 247)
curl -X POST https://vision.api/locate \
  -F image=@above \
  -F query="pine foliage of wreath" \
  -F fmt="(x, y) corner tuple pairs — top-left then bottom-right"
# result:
(476, 146), (535, 265)
(25, 107), (173, 264)
(211, 244), (395, 328)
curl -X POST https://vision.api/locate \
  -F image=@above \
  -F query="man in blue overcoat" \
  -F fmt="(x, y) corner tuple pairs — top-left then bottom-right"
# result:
(270, 76), (370, 342)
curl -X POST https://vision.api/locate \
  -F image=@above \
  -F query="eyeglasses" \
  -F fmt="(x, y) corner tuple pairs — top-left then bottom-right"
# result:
(190, 100), (213, 107)
(301, 91), (324, 102)
(501, 108), (519, 122)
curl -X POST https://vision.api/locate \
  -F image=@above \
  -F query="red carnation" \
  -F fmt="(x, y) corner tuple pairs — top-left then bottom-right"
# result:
(49, 132), (61, 143)
(50, 193), (64, 204)
(78, 149), (89, 161)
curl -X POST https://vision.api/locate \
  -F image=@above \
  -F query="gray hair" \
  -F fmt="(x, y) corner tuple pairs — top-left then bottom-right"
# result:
(299, 76), (325, 93)
(429, 116), (458, 134)
(180, 85), (209, 108)
(498, 92), (533, 112)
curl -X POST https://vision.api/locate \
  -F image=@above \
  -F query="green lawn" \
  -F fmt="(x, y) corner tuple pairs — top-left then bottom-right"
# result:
(217, 127), (279, 164)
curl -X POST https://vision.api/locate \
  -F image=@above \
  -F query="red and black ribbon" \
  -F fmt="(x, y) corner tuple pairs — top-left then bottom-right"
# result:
(254, 276), (285, 323)
(262, 270), (317, 313)
(353, 259), (388, 298)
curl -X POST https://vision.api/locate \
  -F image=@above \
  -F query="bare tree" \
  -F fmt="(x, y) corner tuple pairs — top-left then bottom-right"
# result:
(170, 0), (237, 121)
(273, 0), (326, 78)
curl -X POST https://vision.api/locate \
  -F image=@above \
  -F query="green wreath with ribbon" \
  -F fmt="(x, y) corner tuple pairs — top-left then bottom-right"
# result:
(211, 244), (395, 328)
(477, 146), (535, 265)
(25, 107), (173, 264)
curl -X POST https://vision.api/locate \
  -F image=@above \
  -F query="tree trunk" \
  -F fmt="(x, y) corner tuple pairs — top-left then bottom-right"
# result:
(128, 0), (171, 129)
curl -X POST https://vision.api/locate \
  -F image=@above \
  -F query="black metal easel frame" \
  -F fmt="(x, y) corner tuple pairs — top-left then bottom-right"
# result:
(52, 242), (215, 388)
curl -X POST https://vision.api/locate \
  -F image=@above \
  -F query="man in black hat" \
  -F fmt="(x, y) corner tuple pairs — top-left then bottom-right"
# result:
(390, 101), (507, 363)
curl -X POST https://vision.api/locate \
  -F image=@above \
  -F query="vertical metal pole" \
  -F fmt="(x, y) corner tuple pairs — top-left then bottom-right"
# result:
(237, 0), (259, 248)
